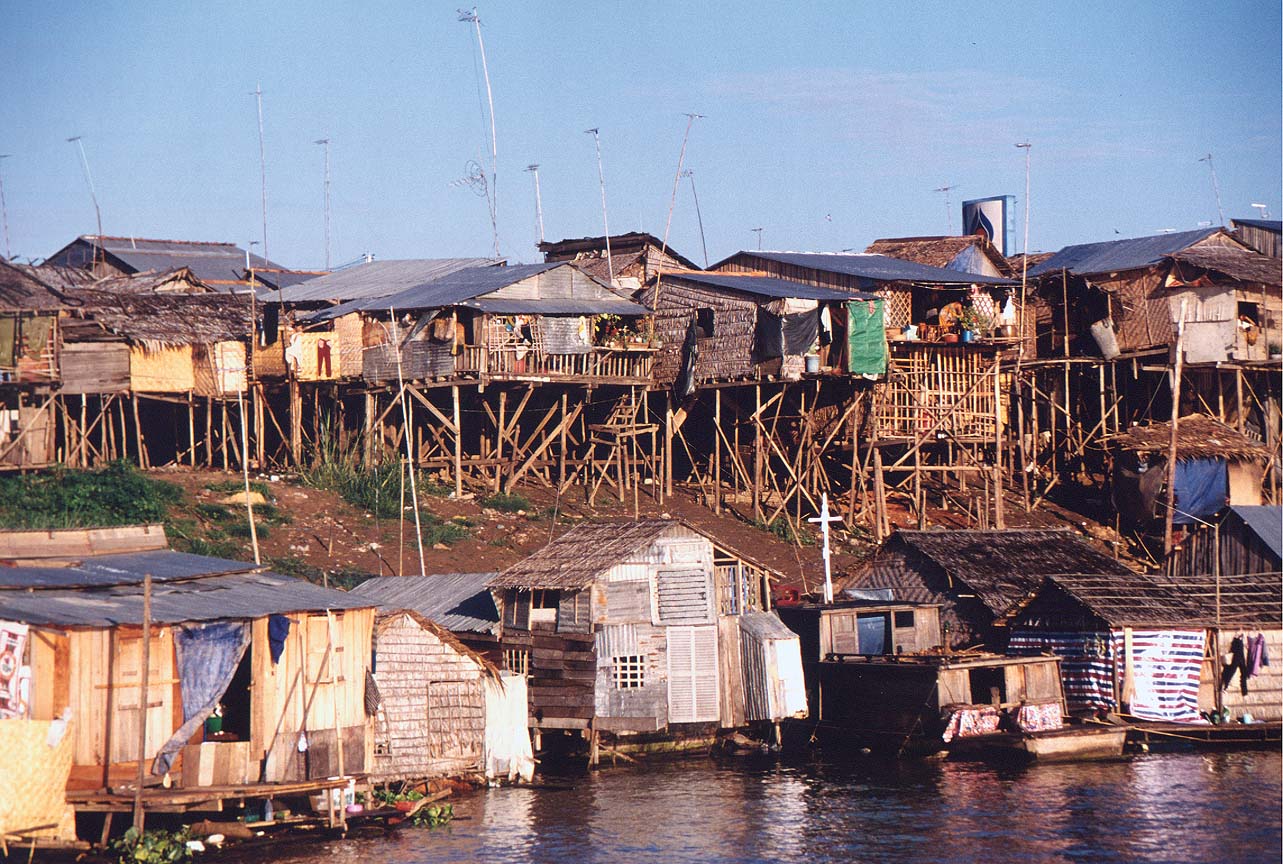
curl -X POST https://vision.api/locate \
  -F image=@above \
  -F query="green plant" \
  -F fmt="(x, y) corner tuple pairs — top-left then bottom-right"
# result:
(422, 514), (470, 547)
(194, 502), (233, 523)
(480, 492), (531, 513)
(180, 536), (241, 558)
(205, 479), (274, 500)
(754, 517), (816, 546)
(111, 826), (193, 864)
(366, 790), (453, 829)
(299, 421), (403, 518)
(0, 461), (183, 530)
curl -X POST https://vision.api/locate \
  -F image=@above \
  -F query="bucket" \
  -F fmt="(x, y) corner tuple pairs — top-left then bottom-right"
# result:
(1089, 318), (1120, 359)
(205, 715), (223, 735)
(804, 354), (820, 374)
(960, 330), (974, 343)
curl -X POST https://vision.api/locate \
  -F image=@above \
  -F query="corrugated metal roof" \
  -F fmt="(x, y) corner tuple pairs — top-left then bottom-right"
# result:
(85, 236), (285, 285)
(0, 570), (373, 627)
(353, 262), (563, 313)
(489, 519), (690, 590)
(351, 573), (499, 634)
(1231, 218), (1282, 232)
(717, 251), (1013, 286)
(1230, 505), (1282, 563)
(737, 611), (798, 641)
(0, 550), (258, 589)
(1028, 228), (1221, 278)
(271, 258), (501, 304)
(463, 296), (647, 315)
(662, 271), (878, 301)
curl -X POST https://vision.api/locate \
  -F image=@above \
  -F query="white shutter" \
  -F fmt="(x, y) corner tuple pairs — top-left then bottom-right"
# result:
(655, 568), (713, 624)
(667, 626), (719, 724)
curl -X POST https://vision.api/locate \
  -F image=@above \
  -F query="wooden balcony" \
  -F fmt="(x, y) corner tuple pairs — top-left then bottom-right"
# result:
(457, 344), (655, 383)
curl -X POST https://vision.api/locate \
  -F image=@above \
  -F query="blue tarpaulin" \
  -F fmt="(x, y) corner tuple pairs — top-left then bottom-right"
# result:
(1172, 457), (1228, 524)
(152, 620), (250, 775)
(857, 614), (888, 655)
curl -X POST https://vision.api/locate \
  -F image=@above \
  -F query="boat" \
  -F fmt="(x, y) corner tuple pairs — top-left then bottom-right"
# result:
(777, 601), (1127, 761)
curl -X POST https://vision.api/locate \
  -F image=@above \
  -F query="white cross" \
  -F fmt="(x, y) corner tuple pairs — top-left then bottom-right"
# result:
(807, 493), (843, 604)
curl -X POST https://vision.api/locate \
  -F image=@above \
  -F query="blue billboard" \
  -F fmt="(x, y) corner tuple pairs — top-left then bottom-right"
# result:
(962, 195), (1017, 257)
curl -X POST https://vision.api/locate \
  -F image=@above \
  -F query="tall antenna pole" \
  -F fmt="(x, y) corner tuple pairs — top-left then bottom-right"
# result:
(660, 113), (703, 264)
(933, 184), (958, 234)
(751, 227), (763, 250)
(1015, 143), (1032, 355)
(0, 155), (11, 260)
(1198, 153), (1225, 227)
(459, 7), (499, 258)
(585, 128), (613, 284)
(525, 163), (544, 246)
(315, 138), (331, 270)
(252, 85), (269, 261)
(66, 137), (103, 268)
(681, 169), (708, 268)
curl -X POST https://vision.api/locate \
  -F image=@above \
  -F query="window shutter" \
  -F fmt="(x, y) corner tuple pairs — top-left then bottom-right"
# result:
(667, 626), (719, 723)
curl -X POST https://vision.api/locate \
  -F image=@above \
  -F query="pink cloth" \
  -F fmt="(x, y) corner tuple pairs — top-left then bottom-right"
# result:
(942, 705), (1002, 742)
(1016, 701), (1064, 733)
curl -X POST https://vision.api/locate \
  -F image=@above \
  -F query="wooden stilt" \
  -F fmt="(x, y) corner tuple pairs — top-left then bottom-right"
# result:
(188, 393), (197, 467)
(132, 394), (148, 469)
(713, 388), (722, 514)
(452, 385), (463, 498)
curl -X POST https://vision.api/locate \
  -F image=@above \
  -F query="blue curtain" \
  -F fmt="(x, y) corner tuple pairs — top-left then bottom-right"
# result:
(152, 620), (250, 775)
(1172, 458), (1228, 524)
(857, 615), (888, 655)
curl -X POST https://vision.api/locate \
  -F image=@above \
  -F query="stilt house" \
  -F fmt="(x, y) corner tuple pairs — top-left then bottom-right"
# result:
(351, 572), (502, 660)
(486, 519), (803, 741)
(43, 235), (294, 291)
(839, 529), (1135, 649)
(0, 526), (375, 843)
(865, 235), (1013, 279)
(0, 262), (65, 467)
(539, 232), (702, 291)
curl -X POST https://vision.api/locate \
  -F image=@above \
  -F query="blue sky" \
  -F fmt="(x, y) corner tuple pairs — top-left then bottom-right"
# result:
(1, 1), (1279, 269)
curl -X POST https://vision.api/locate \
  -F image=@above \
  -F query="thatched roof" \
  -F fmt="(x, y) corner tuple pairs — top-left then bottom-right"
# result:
(375, 608), (500, 677)
(1037, 573), (1208, 627)
(489, 519), (691, 590)
(1166, 571), (1282, 626)
(0, 260), (66, 311)
(66, 290), (254, 347)
(1170, 245), (1282, 287)
(1107, 415), (1271, 462)
(86, 267), (213, 295)
(865, 235), (1011, 276)
(855, 529), (1134, 617)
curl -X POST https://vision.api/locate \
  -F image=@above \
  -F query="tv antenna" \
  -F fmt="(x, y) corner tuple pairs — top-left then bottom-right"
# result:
(1198, 153), (1225, 227)
(0, 154), (10, 260)
(585, 128), (614, 284)
(933, 184), (958, 234)
(315, 138), (331, 270)
(680, 169), (709, 268)
(250, 85), (269, 261)
(1251, 203), (1270, 219)
(525, 164), (544, 246)
(751, 227), (763, 250)
(459, 7), (499, 258)
(66, 136), (103, 267)
(660, 113), (703, 269)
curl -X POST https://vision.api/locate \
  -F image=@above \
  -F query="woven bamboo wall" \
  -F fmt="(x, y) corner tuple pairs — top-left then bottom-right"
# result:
(653, 281), (757, 384)
(193, 342), (248, 396)
(131, 345), (195, 393)
(371, 612), (486, 779)
(1216, 628), (1282, 722)
(334, 313), (364, 377)
(0, 718), (77, 840)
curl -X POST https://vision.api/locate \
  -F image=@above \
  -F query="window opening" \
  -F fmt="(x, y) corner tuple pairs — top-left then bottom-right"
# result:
(612, 655), (646, 689)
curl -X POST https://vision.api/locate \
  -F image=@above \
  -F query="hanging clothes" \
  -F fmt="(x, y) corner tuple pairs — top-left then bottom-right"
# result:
(674, 317), (700, 399)
(268, 614), (292, 664)
(1222, 635), (1249, 696)
(1247, 633), (1269, 678)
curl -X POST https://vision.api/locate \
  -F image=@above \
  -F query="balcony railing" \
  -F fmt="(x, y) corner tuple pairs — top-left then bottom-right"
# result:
(456, 344), (654, 381)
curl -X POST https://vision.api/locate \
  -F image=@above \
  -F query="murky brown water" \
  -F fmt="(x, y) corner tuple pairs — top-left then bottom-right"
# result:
(222, 750), (1280, 864)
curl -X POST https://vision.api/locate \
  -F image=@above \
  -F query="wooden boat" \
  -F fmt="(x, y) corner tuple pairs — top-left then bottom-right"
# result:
(947, 723), (1129, 762)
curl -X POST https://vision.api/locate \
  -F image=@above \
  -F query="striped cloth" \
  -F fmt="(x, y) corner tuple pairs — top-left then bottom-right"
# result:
(1112, 630), (1205, 723)
(1009, 630), (1115, 712)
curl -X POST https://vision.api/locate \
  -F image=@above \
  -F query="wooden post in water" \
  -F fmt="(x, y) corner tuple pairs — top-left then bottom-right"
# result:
(1163, 298), (1189, 557)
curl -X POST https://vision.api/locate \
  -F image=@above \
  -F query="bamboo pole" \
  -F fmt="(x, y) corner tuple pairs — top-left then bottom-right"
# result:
(132, 574), (152, 831)
(452, 385), (463, 498)
(1163, 298), (1189, 556)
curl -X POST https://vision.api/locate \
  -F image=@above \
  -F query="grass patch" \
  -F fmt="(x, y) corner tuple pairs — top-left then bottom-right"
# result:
(226, 521), (269, 540)
(0, 461), (183, 529)
(754, 517), (816, 546)
(299, 422), (404, 518)
(422, 514), (471, 547)
(178, 536), (241, 558)
(205, 478), (274, 500)
(480, 493), (531, 513)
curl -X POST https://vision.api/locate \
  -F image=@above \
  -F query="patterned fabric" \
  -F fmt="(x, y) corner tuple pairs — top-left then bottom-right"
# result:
(941, 705), (1002, 742)
(0, 621), (29, 719)
(1016, 701), (1063, 733)
(1009, 630), (1115, 712)
(1112, 630), (1204, 723)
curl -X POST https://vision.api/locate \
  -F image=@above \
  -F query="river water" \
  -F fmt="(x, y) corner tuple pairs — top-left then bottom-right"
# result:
(228, 750), (1280, 864)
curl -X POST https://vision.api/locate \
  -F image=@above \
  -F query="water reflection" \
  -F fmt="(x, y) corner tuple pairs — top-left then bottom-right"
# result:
(220, 751), (1280, 864)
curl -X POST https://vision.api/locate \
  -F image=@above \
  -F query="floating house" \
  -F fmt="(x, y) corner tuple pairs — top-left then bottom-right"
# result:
(839, 529), (1135, 649)
(645, 271), (886, 387)
(486, 519), (802, 753)
(0, 526), (375, 845)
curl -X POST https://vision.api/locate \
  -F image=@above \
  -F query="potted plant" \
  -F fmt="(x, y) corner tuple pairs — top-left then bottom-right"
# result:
(205, 703), (224, 736)
(957, 308), (978, 342)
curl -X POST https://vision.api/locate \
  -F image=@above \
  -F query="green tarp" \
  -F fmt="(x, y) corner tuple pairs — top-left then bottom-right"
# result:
(846, 299), (887, 375)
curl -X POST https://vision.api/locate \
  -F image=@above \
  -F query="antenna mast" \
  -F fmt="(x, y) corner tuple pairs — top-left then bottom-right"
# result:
(459, 7), (499, 258)
(66, 137), (103, 269)
(585, 128), (613, 284)
(525, 164), (544, 246)
(751, 227), (763, 250)
(933, 184), (958, 234)
(681, 169), (709, 268)
(0, 155), (10, 260)
(315, 138), (331, 269)
(252, 84), (269, 261)
(660, 113), (703, 265)
(1198, 153), (1225, 227)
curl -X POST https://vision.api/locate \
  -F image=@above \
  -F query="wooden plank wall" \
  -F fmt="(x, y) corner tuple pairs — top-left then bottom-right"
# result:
(58, 342), (130, 395)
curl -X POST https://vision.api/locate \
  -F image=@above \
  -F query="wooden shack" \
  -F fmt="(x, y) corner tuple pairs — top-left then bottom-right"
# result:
(1006, 568), (1282, 723)
(539, 231), (701, 291)
(0, 526), (375, 838)
(0, 262), (65, 468)
(646, 271), (884, 386)
(1108, 415), (1272, 530)
(865, 235), (1013, 279)
(351, 572), (502, 660)
(839, 529), (1135, 649)
(487, 519), (796, 751)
